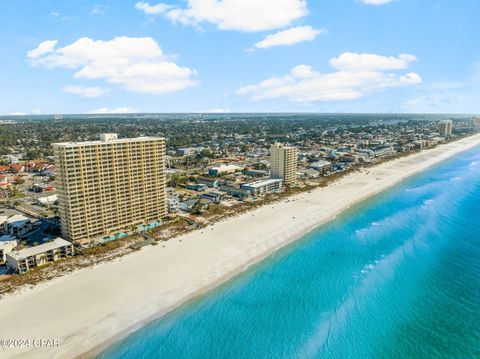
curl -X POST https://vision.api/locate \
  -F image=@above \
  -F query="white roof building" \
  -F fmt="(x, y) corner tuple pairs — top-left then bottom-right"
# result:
(240, 178), (283, 196)
(7, 238), (71, 261)
(38, 195), (58, 205)
(209, 165), (243, 176)
(3, 214), (33, 237)
(6, 238), (74, 273)
(4, 214), (30, 225)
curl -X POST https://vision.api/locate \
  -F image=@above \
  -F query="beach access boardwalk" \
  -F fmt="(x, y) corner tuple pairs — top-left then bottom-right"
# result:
(0, 134), (479, 359)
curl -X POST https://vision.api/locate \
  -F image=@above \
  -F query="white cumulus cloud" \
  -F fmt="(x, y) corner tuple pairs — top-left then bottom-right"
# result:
(237, 53), (422, 103)
(255, 26), (326, 49)
(359, 0), (395, 5)
(28, 36), (198, 95)
(8, 112), (28, 116)
(7, 109), (42, 116)
(88, 107), (139, 114)
(330, 53), (417, 71)
(403, 62), (480, 113)
(200, 108), (232, 113)
(91, 4), (108, 14)
(27, 40), (58, 58)
(63, 86), (109, 98)
(135, 0), (308, 32)
(135, 1), (172, 15)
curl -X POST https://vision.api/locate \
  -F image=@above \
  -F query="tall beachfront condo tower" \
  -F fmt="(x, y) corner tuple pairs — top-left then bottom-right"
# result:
(471, 117), (480, 131)
(438, 120), (453, 137)
(53, 133), (167, 243)
(270, 143), (299, 186)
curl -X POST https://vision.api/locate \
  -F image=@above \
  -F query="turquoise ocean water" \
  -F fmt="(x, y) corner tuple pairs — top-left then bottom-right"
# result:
(99, 146), (480, 359)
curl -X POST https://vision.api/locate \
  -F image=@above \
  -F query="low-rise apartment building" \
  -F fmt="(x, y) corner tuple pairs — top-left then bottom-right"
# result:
(6, 238), (74, 273)
(241, 178), (283, 196)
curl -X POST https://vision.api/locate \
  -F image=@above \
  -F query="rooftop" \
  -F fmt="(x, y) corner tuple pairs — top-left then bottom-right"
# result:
(4, 214), (31, 225)
(310, 160), (332, 167)
(52, 135), (165, 148)
(210, 164), (242, 171)
(7, 238), (72, 261)
(271, 143), (297, 149)
(242, 178), (283, 189)
(0, 235), (17, 243)
(0, 240), (18, 249)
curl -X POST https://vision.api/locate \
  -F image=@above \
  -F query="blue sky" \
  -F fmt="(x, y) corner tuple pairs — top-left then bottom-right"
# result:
(0, 0), (479, 115)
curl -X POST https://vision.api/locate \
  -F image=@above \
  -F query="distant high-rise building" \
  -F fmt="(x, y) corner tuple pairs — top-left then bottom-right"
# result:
(53, 134), (167, 243)
(438, 120), (453, 137)
(270, 143), (298, 186)
(470, 117), (480, 131)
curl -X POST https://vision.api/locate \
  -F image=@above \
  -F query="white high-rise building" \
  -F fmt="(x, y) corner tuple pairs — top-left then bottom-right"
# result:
(270, 143), (298, 186)
(53, 134), (167, 243)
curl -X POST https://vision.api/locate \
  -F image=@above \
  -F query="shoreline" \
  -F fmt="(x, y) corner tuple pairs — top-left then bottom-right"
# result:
(0, 134), (479, 359)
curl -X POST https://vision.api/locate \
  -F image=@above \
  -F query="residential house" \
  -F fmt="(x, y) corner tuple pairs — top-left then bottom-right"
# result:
(201, 191), (225, 203)
(197, 177), (220, 188)
(167, 195), (180, 213)
(3, 215), (33, 237)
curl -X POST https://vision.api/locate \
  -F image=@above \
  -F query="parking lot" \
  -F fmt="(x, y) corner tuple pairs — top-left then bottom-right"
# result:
(0, 205), (60, 246)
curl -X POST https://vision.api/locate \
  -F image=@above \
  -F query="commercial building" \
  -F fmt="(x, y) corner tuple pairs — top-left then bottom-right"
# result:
(53, 133), (167, 243)
(270, 143), (298, 186)
(208, 165), (242, 177)
(37, 194), (58, 206)
(241, 178), (283, 196)
(438, 120), (453, 137)
(6, 237), (74, 273)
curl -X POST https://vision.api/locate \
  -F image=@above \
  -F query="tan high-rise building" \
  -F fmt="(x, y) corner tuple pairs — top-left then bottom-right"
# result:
(53, 133), (167, 243)
(270, 143), (298, 186)
(471, 117), (480, 131)
(438, 120), (453, 137)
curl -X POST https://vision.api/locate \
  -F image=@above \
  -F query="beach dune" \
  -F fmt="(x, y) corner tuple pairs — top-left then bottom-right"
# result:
(0, 134), (479, 359)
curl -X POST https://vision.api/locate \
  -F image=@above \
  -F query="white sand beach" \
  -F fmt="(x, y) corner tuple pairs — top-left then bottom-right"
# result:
(0, 134), (479, 359)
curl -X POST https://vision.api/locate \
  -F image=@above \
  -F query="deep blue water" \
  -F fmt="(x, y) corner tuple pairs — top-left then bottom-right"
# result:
(99, 146), (480, 359)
